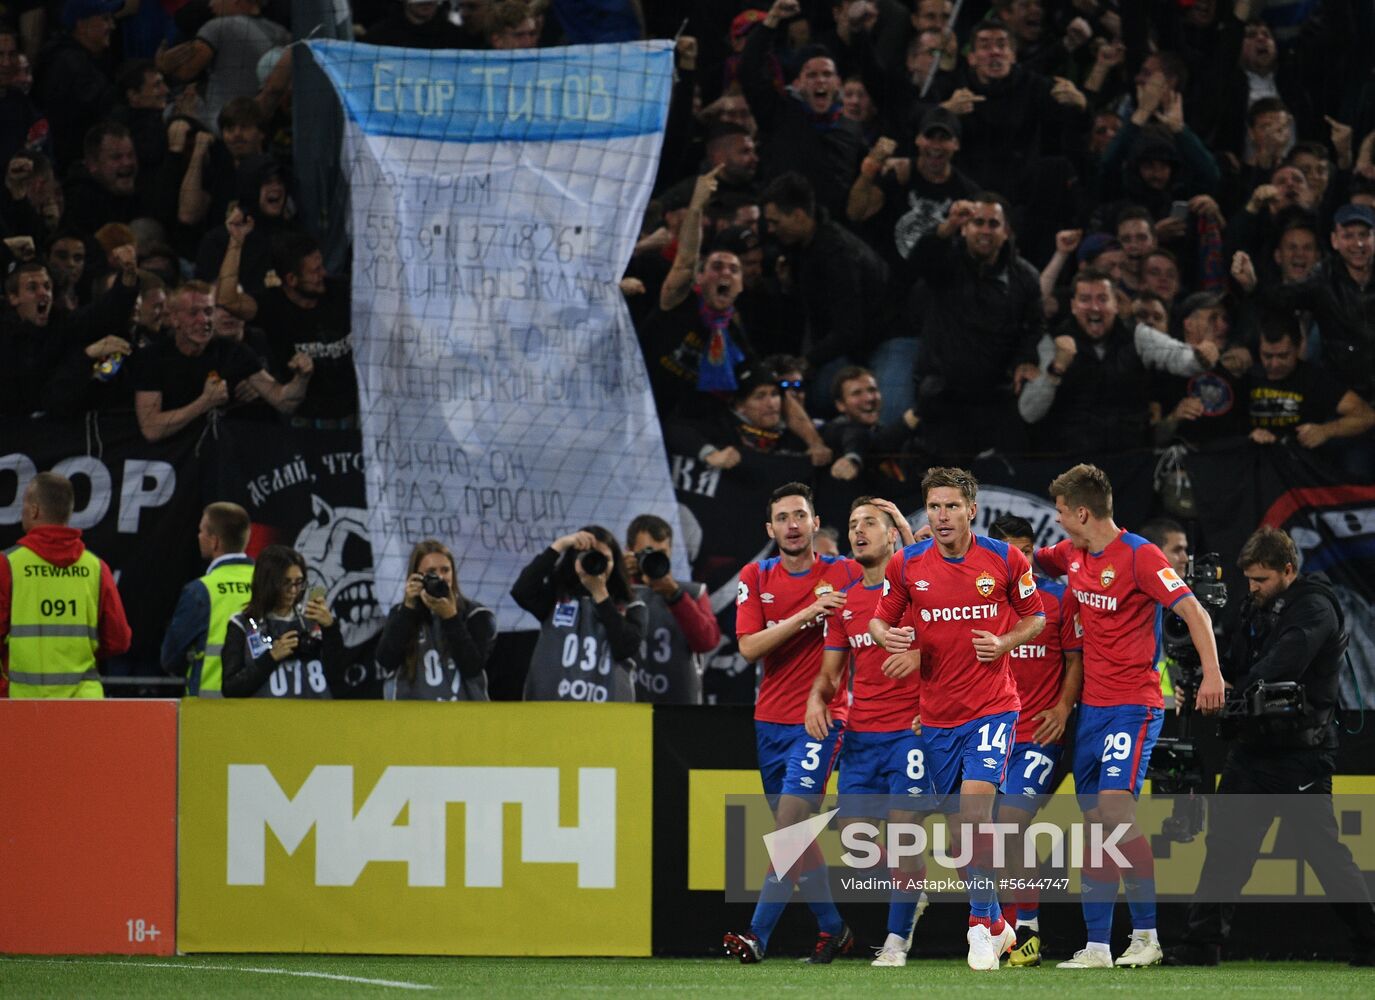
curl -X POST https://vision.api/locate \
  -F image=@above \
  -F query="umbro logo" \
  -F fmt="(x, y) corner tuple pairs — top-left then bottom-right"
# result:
(841, 610), (853, 620)
(760, 593), (775, 604)
(907, 786), (924, 796)
(1106, 766), (1122, 777)
(982, 757), (998, 768)
(798, 776), (815, 788)
(1023, 788), (1037, 797)
(1070, 561), (1081, 572)
(914, 580), (931, 591)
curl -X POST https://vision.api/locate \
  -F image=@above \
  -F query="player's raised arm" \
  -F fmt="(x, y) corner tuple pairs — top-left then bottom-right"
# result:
(1033, 537), (1071, 578)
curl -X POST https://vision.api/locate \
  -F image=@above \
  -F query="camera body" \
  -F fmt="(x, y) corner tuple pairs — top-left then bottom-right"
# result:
(1163, 552), (1228, 708)
(422, 571), (450, 599)
(636, 548), (671, 581)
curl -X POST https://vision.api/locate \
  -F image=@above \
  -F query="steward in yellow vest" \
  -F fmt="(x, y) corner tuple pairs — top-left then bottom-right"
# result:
(160, 502), (253, 697)
(1, 473), (132, 698)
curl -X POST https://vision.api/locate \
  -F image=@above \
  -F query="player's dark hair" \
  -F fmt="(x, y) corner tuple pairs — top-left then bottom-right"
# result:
(626, 513), (672, 547)
(1139, 517), (1186, 549)
(849, 495), (898, 531)
(554, 524), (631, 604)
(921, 467), (978, 505)
(1238, 525), (1298, 572)
(768, 482), (815, 519)
(1049, 463), (1113, 519)
(989, 514), (1034, 541)
(203, 501), (250, 553)
(244, 545), (307, 622)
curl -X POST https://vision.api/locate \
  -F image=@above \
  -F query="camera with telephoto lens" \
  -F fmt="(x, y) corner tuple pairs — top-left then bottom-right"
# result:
(636, 548), (671, 581)
(421, 571), (450, 599)
(578, 549), (609, 576)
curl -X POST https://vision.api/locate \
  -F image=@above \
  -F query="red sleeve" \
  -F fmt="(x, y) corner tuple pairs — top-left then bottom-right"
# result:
(1132, 542), (1193, 609)
(734, 563), (764, 638)
(1059, 588), (1082, 652)
(1006, 545), (1044, 619)
(669, 585), (722, 653)
(1034, 539), (1070, 578)
(874, 551), (910, 625)
(824, 595), (850, 651)
(96, 560), (133, 659)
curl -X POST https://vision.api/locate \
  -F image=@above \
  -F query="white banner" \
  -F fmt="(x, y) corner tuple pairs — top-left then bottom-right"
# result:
(310, 40), (681, 629)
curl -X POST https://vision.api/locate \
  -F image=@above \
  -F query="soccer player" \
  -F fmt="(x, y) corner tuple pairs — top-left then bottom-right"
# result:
(988, 514), (1084, 968)
(869, 468), (1046, 971)
(724, 482), (863, 964)
(1037, 464), (1224, 969)
(805, 496), (925, 968)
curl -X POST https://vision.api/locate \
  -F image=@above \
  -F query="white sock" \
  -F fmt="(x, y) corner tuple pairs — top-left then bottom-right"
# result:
(1134, 928), (1159, 945)
(884, 932), (908, 952)
(1017, 917), (1040, 932)
(1087, 942), (1112, 957)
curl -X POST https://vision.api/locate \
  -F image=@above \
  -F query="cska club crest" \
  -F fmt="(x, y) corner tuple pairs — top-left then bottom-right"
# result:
(974, 571), (996, 598)
(814, 582), (834, 598)
(1100, 565), (1116, 588)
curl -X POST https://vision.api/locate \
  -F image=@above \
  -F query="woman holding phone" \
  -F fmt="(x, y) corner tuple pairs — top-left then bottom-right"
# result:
(221, 544), (344, 698)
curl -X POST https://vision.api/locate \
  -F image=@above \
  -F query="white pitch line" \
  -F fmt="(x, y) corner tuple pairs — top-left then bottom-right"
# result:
(0, 957), (437, 990)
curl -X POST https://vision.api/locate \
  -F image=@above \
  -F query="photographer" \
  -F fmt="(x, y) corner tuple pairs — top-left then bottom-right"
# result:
(1166, 527), (1375, 966)
(221, 545), (344, 699)
(623, 514), (720, 704)
(376, 539), (494, 701)
(511, 526), (647, 703)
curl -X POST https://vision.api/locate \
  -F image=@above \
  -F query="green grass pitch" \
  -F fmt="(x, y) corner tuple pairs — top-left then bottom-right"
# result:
(1, 956), (1369, 998)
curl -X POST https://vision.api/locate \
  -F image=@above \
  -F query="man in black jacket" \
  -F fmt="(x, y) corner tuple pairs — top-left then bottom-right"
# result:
(1260, 204), (1374, 402)
(760, 171), (890, 416)
(1166, 526), (1375, 966)
(741, 1), (865, 220)
(905, 193), (1041, 459)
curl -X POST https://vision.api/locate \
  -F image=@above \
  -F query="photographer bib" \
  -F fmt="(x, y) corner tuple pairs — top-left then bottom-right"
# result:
(237, 612), (334, 700)
(631, 583), (705, 705)
(525, 595), (637, 703)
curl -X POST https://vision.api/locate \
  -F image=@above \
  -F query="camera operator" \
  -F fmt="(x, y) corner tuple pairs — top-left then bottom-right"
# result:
(511, 526), (647, 702)
(1166, 527), (1375, 966)
(623, 514), (721, 704)
(376, 539), (494, 701)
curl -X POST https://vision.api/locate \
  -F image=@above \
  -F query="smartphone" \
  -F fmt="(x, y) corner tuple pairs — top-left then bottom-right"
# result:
(1170, 200), (1190, 221)
(307, 585), (327, 605)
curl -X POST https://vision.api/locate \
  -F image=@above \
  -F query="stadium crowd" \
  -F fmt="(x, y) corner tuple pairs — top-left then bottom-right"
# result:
(1, 0), (1374, 705)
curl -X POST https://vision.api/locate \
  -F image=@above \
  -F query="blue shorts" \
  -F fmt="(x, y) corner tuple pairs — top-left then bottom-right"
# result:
(922, 711), (1018, 805)
(1000, 740), (1065, 813)
(837, 728), (931, 815)
(756, 719), (845, 803)
(1072, 703), (1163, 799)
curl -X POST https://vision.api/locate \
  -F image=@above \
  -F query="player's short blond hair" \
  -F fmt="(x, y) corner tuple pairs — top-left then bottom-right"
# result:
(1049, 463), (1113, 519)
(921, 467), (977, 505)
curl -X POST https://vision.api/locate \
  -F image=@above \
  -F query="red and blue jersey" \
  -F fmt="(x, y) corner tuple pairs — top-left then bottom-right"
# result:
(824, 577), (920, 733)
(1008, 578), (1081, 743)
(874, 535), (1043, 729)
(736, 553), (861, 725)
(1035, 530), (1191, 710)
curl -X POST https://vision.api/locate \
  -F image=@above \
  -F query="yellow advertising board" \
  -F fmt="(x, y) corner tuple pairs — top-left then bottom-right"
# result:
(178, 700), (652, 955)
